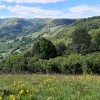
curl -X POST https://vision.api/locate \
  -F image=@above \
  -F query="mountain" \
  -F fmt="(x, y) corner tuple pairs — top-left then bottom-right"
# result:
(0, 18), (76, 58)
(0, 16), (100, 60)
(47, 16), (100, 45)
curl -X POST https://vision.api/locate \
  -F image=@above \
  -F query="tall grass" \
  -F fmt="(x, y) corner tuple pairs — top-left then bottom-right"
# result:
(0, 75), (100, 100)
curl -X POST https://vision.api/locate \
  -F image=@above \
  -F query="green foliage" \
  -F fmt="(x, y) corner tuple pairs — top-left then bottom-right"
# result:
(71, 27), (91, 54)
(0, 54), (3, 59)
(55, 42), (67, 56)
(92, 29), (100, 51)
(23, 51), (33, 57)
(0, 52), (100, 74)
(73, 16), (100, 30)
(51, 19), (76, 27)
(0, 17), (100, 74)
(0, 54), (27, 73)
(51, 16), (100, 49)
(83, 52), (100, 74)
(0, 18), (75, 57)
(33, 38), (57, 59)
(0, 75), (100, 100)
(22, 37), (33, 45)
(65, 54), (83, 74)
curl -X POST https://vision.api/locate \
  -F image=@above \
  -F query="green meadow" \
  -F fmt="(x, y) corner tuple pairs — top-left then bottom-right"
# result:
(0, 75), (100, 100)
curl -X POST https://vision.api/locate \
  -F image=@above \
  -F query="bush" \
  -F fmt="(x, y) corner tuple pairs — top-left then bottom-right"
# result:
(0, 54), (27, 73)
(0, 52), (100, 74)
(33, 38), (57, 59)
(83, 52), (100, 74)
(65, 54), (83, 74)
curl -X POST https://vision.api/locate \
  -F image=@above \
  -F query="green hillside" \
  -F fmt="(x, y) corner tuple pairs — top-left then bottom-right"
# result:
(48, 16), (100, 45)
(0, 18), (76, 58)
(0, 16), (100, 60)
(0, 16), (100, 74)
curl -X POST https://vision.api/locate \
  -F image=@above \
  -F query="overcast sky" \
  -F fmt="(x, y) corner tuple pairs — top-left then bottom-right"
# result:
(0, 0), (100, 18)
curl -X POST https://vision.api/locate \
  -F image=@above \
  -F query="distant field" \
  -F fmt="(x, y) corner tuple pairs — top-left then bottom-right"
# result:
(0, 75), (100, 100)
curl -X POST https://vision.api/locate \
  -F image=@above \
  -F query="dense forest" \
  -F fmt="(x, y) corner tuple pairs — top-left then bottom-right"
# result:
(0, 16), (100, 74)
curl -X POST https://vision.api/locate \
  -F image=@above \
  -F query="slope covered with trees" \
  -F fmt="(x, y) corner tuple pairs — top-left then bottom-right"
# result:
(49, 16), (100, 44)
(0, 18), (76, 59)
(0, 16), (100, 74)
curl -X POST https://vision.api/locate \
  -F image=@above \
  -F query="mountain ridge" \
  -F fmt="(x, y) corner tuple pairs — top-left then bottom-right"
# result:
(0, 18), (76, 59)
(0, 16), (100, 60)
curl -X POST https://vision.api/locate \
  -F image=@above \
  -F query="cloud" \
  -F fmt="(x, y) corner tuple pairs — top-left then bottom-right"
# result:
(0, 0), (66, 4)
(7, 5), (63, 18)
(70, 5), (100, 13)
(62, 14), (82, 18)
(5, 4), (99, 18)
(1, 4), (100, 18)
(0, 5), (6, 10)
(0, 15), (24, 18)
(7, 5), (83, 18)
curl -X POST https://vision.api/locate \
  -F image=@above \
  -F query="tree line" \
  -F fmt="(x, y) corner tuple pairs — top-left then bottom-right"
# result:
(0, 27), (100, 74)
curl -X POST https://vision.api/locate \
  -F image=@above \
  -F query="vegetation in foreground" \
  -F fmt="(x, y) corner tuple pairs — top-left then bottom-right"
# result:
(0, 75), (100, 100)
(0, 38), (100, 74)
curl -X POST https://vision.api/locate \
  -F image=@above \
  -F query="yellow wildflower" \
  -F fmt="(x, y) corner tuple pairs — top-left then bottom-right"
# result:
(0, 97), (2, 100)
(19, 90), (24, 96)
(30, 95), (32, 97)
(26, 90), (29, 93)
(9, 94), (15, 100)
(77, 91), (80, 95)
(47, 97), (52, 100)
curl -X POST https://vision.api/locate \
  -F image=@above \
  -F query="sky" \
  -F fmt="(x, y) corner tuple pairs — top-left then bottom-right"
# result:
(0, 0), (100, 18)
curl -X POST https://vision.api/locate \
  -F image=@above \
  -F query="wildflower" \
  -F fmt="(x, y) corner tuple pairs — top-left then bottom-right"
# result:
(26, 90), (29, 93)
(18, 94), (20, 99)
(13, 81), (17, 86)
(9, 94), (15, 100)
(47, 97), (52, 100)
(14, 81), (17, 83)
(2, 92), (4, 95)
(19, 90), (24, 96)
(0, 97), (2, 100)
(86, 75), (92, 80)
(77, 91), (80, 95)
(17, 86), (21, 89)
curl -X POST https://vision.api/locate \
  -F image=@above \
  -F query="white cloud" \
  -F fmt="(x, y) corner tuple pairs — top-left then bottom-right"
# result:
(6, 4), (83, 18)
(63, 14), (82, 18)
(70, 5), (100, 13)
(0, 5), (6, 10)
(0, 15), (24, 18)
(0, 0), (65, 4)
(1, 4), (100, 18)
(7, 5), (63, 18)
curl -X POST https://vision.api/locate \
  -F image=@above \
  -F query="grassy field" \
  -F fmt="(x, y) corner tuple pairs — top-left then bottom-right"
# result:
(0, 75), (100, 100)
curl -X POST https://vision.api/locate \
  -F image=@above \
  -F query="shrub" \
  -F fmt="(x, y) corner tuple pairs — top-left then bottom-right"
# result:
(83, 52), (100, 74)
(33, 38), (57, 59)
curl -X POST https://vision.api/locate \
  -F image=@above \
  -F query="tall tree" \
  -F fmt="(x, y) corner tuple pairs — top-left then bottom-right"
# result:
(55, 42), (66, 56)
(33, 38), (57, 59)
(72, 27), (91, 54)
(92, 29), (100, 51)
